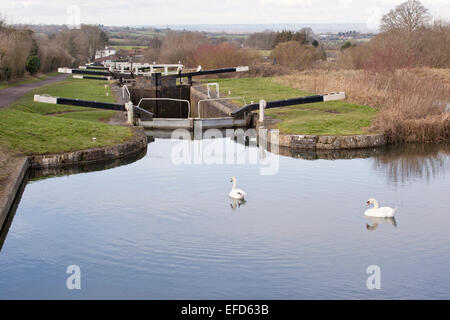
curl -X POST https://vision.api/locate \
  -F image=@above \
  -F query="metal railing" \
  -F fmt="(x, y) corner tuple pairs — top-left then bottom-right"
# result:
(206, 83), (220, 99)
(134, 105), (154, 117)
(122, 85), (131, 99)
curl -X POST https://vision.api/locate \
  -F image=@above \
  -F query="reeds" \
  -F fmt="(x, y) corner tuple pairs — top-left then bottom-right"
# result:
(275, 68), (450, 143)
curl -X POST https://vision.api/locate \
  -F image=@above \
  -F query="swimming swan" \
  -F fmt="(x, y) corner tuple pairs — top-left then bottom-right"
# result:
(364, 198), (397, 218)
(229, 177), (246, 200)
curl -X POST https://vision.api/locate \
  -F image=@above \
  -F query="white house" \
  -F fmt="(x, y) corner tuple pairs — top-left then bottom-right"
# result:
(95, 47), (116, 59)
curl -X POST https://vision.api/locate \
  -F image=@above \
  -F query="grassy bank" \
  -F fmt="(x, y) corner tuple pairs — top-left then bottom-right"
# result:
(0, 77), (132, 155)
(275, 68), (450, 142)
(202, 77), (376, 135)
(0, 72), (60, 90)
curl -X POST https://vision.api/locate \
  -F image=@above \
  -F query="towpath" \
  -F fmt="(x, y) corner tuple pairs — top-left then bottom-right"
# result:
(0, 74), (68, 109)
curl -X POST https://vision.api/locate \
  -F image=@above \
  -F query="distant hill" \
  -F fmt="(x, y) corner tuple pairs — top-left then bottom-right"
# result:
(150, 23), (377, 34)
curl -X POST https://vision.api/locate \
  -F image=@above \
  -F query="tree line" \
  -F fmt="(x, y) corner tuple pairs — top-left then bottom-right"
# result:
(0, 20), (107, 81)
(138, 27), (325, 72)
(340, 0), (449, 70)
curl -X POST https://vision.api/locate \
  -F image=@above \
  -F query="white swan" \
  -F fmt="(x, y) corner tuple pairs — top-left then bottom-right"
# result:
(229, 176), (246, 200)
(364, 198), (397, 218)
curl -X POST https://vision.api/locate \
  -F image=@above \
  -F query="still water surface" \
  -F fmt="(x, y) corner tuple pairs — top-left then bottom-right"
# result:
(0, 136), (449, 299)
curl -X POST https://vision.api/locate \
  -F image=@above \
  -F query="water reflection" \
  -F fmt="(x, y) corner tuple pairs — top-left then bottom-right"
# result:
(366, 216), (397, 231)
(275, 145), (385, 160)
(146, 129), (255, 146)
(30, 149), (147, 181)
(230, 197), (247, 211)
(147, 130), (449, 184)
(1, 133), (450, 299)
(372, 143), (449, 185)
(0, 171), (29, 251)
(0, 150), (147, 251)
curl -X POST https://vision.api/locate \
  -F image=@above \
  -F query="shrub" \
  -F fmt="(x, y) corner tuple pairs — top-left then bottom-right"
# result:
(159, 31), (208, 67)
(245, 32), (277, 49)
(36, 37), (72, 72)
(25, 55), (40, 74)
(340, 41), (353, 51)
(271, 41), (325, 70)
(0, 66), (10, 81)
(0, 29), (32, 80)
(338, 22), (450, 71)
(192, 42), (259, 70)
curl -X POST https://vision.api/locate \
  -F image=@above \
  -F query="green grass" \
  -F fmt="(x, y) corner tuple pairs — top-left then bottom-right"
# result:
(257, 50), (272, 57)
(201, 77), (377, 136)
(0, 77), (132, 155)
(11, 77), (116, 115)
(0, 72), (60, 90)
(110, 45), (148, 50)
(54, 110), (116, 122)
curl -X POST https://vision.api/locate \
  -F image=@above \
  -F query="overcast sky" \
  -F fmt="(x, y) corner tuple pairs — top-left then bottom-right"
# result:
(1, 0), (449, 30)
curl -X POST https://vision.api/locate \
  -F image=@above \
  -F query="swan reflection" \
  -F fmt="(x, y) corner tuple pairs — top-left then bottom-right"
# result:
(230, 198), (247, 211)
(366, 216), (397, 231)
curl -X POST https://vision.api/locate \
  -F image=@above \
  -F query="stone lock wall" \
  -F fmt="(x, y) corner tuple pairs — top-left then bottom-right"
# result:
(260, 126), (386, 150)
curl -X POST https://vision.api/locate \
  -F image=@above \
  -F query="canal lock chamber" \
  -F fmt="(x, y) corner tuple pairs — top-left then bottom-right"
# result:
(127, 75), (253, 130)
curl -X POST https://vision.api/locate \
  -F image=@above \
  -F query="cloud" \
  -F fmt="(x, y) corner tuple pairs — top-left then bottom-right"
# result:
(259, 0), (313, 7)
(0, 0), (448, 26)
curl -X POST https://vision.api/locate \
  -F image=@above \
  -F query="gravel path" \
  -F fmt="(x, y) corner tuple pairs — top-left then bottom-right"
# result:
(0, 74), (68, 109)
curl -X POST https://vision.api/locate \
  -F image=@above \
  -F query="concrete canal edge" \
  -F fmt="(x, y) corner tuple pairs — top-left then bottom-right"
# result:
(29, 127), (148, 168)
(0, 127), (148, 231)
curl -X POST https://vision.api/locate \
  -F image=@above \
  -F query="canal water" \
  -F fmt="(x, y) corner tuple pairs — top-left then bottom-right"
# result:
(0, 135), (449, 299)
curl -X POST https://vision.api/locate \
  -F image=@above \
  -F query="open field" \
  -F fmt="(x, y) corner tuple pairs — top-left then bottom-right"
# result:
(257, 50), (272, 57)
(201, 77), (376, 135)
(0, 72), (60, 90)
(110, 45), (148, 50)
(0, 78), (131, 155)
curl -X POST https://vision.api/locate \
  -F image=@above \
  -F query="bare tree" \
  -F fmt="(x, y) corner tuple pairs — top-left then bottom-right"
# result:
(381, 0), (431, 32)
(80, 25), (108, 61)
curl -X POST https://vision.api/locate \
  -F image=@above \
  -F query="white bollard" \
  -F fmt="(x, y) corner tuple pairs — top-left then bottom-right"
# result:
(259, 99), (266, 123)
(125, 101), (134, 125)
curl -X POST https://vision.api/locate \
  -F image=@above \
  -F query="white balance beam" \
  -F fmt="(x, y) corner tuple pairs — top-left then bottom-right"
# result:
(34, 95), (57, 104)
(323, 92), (346, 102)
(58, 67), (73, 74)
(236, 66), (249, 72)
